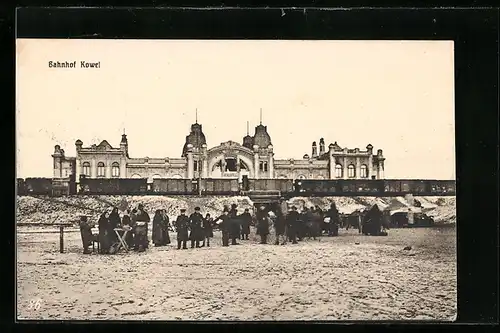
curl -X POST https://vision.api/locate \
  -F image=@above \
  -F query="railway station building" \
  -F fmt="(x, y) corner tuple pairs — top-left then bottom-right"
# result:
(51, 121), (386, 183)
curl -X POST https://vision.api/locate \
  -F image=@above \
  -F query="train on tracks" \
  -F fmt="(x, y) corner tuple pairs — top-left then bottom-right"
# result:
(17, 176), (456, 197)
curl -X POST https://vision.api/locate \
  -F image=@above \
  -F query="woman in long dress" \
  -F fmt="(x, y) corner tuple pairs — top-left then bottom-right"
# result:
(152, 210), (166, 247)
(202, 213), (214, 247)
(98, 212), (111, 254)
(108, 207), (121, 244)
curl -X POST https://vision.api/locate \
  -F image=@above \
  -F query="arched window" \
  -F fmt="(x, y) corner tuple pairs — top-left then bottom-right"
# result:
(317, 175), (325, 180)
(360, 164), (368, 178)
(97, 162), (105, 177)
(348, 164), (356, 178)
(131, 174), (141, 179)
(297, 174), (306, 180)
(82, 162), (90, 176)
(111, 162), (120, 177)
(335, 164), (343, 178)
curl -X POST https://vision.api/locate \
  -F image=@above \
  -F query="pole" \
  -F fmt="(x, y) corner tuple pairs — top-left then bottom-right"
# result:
(59, 225), (64, 253)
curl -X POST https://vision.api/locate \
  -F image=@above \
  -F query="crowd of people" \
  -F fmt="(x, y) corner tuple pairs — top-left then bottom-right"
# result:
(78, 200), (388, 254)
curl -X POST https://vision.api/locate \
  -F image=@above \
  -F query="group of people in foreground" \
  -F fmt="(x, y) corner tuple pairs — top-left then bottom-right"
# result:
(78, 201), (388, 254)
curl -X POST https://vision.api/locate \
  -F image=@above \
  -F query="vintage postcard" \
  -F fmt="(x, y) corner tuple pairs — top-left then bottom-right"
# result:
(16, 39), (456, 321)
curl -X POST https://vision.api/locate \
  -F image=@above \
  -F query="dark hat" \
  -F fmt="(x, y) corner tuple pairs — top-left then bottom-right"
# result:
(292, 206), (297, 210)
(231, 203), (237, 208)
(195, 207), (200, 211)
(180, 208), (186, 213)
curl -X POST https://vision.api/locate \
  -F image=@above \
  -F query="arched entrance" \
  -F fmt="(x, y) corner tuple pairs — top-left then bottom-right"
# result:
(207, 141), (255, 179)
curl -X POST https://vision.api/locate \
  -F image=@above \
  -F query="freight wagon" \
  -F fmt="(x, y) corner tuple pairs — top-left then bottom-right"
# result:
(294, 179), (385, 196)
(248, 179), (294, 193)
(17, 178), (26, 196)
(200, 178), (239, 195)
(79, 177), (148, 195)
(151, 179), (195, 194)
(23, 178), (53, 195)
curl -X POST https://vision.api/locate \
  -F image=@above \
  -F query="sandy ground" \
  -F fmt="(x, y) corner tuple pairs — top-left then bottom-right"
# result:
(17, 226), (456, 321)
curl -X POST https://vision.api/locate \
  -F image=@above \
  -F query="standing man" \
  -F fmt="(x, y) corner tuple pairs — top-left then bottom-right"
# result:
(298, 207), (308, 241)
(189, 207), (204, 248)
(214, 208), (230, 246)
(175, 209), (189, 249)
(326, 202), (340, 237)
(273, 206), (287, 245)
(229, 204), (240, 245)
(286, 206), (299, 244)
(239, 208), (252, 240)
(79, 215), (93, 254)
(256, 205), (270, 244)
(134, 204), (150, 252)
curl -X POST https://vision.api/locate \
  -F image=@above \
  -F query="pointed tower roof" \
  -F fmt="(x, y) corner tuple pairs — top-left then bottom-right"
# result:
(182, 114), (207, 157)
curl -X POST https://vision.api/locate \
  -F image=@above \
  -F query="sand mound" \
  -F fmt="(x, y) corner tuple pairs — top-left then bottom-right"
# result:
(16, 195), (254, 225)
(16, 195), (456, 226)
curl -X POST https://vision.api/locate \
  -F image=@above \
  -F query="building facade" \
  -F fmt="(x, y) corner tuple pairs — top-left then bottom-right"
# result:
(52, 121), (385, 182)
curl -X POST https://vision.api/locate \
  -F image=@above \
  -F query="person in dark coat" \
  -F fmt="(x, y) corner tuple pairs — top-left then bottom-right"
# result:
(189, 207), (204, 248)
(134, 204), (150, 252)
(274, 208), (287, 245)
(314, 205), (325, 234)
(175, 209), (189, 249)
(202, 213), (214, 247)
(297, 208), (308, 241)
(214, 208), (230, 246)
(239, 209), (252, 240)
(98, 212), (111, 254)
(362, 204), (384, 236)
(152, 210), (166, 247)
(229, 204), (240, 245)
(286, 206), (299, 244)
(107, 207), (121, 244)
(256, 205), (270, 244)
(79, 216), (93, 254)
(326, 202), (340, 237)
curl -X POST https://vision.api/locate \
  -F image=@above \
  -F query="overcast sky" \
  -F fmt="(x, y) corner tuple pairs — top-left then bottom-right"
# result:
(16, 39), (455, 179)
